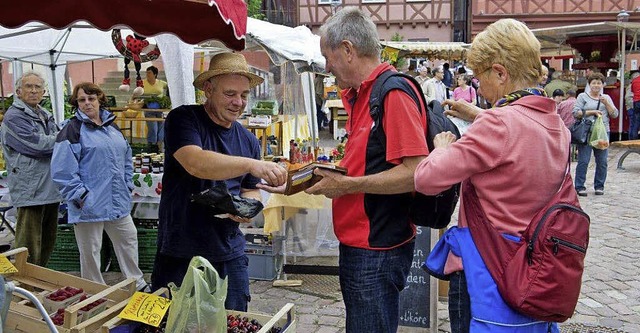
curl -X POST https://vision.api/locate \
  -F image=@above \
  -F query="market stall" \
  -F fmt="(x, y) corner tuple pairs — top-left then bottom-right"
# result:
(532, 21), (640, 139)
(0, 2), (303, 332)
(0, 0), (247, 122)
(380, 41), (471, 64)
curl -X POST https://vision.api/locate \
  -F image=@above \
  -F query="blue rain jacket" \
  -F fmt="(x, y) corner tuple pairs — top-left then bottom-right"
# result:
(51, 109), (133, 223)
(424, 227), (560, 333)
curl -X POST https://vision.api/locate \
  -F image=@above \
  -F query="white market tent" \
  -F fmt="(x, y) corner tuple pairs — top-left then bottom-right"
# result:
(0, 23), (126, 121)
(244, 18), (325, 144)
(0, 18), (325, 130)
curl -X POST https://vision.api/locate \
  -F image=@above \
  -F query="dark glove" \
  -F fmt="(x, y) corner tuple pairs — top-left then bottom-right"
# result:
(190, 184), (264, 219)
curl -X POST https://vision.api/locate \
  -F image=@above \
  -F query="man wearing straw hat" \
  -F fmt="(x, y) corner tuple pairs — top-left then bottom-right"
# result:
(151, 52), (287, 311)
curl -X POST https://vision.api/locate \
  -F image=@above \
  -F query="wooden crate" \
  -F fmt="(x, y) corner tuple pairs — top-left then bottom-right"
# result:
(2, 247), (136, 333)
(101, 301), (296, 333)
(228, 303), (296, 333)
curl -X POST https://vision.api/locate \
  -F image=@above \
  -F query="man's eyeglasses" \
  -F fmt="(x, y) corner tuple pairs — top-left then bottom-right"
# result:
(22, 84), (44, 92)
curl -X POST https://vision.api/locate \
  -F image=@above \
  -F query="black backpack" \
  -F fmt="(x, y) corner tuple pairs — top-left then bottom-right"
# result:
(369, 70), (461, 229)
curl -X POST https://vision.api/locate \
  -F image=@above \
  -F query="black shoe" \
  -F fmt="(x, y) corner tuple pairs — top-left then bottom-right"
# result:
(595, 189), (604, 195)
(577, 189), (587, 197)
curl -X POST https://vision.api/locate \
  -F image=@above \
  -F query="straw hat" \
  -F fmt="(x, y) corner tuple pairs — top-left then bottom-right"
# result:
(193, 52), (264, 90)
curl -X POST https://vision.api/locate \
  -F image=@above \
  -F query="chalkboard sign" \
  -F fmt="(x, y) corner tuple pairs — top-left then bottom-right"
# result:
(399, 226), (431, 328)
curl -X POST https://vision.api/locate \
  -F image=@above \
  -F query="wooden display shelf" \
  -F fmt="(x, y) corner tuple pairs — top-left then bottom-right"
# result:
(2, 247), (136, 333)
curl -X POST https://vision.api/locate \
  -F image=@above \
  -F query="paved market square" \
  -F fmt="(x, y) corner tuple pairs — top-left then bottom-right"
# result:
(4, 145), (638, 332)
(246, 146), (640, 333)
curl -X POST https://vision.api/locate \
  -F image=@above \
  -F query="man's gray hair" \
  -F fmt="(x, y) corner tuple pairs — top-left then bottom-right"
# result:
(319, 7), (381, 58)
(15, 71), (46, 94)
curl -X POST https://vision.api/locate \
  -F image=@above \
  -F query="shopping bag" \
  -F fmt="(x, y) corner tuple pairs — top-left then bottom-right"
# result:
(569, 109), (592, 145)
(165, 256), (228, 333)
(589, 116), (609, 149)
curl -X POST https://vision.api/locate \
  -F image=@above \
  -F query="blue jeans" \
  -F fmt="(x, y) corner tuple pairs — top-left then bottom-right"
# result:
(630, 105), (640, 140)
(339, 241), (414, 333)
(575, 142), (608, 191)
(145, 111), (164, 144)
(151, 251), (250, 311)
(448, 271), (471, 333)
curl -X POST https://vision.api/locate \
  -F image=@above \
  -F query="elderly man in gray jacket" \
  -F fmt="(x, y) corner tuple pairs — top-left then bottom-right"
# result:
(1, 72), (61, 266)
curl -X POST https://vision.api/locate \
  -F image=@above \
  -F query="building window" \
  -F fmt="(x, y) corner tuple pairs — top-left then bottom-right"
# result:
(318, 0), (338, 4)
(362, 0), (386, 3)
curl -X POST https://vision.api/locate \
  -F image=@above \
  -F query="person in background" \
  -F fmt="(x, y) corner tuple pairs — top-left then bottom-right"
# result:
(629, 70), (640, 140)
(538, 65), (549, 88)
(442, 62), (453, 98)
(552, 88), (565, 105)
(416, 18), (566, 332)
(0, 72), (61, 266)
(583, 65), (598, 93)
(557, 89), (577, 128)
(143, 66), (168, 150)
(573, 72), (618, 196)
(315, 74), (329, 130)
(415, 66), (431, 85)
(261, 7), (428, 333)
(452, 75), (477, 106)
(424, 67), (447, 103)
(51, 82), (148, 291)
(544, 71), (574, 97)
(151, 52), (287, 311)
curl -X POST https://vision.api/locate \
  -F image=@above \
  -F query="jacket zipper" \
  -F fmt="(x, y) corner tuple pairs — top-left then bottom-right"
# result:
(551, 236), (586, 255)
(526, 203), (590, 265)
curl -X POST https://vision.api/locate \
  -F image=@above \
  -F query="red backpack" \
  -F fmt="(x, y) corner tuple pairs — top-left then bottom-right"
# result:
(464, 163), (590, 322)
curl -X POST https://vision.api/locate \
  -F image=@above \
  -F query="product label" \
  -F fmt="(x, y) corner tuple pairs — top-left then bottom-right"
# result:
(0, 255), (18, 274)
(119, 291), (171, 327)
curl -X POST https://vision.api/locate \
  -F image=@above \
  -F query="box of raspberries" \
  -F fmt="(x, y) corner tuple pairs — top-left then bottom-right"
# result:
(42, 286), (85, 313)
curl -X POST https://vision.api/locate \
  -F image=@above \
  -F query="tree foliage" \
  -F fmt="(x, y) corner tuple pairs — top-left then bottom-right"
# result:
(247, 0), (265, 20)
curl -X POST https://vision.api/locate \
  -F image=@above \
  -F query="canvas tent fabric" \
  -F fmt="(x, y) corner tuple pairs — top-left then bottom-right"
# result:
(0, 23), (131, 122)
(245, 18), (325, 73)
(0, 0), (247, 49)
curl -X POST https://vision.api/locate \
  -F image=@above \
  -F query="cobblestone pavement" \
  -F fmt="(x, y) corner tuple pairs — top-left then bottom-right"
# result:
(246, 146), (640, 333)
(35, 146), (640, 332)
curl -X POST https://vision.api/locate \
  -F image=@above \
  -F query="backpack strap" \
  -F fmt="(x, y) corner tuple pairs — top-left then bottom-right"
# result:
(369, 70), (426, 143)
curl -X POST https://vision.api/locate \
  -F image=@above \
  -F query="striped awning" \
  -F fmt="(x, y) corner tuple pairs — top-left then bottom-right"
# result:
(380, 41), (471, 61)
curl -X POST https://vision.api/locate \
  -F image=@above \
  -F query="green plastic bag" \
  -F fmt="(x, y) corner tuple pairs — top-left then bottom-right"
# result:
(165, 256), (228, 333)
(589, 116), (609, 150)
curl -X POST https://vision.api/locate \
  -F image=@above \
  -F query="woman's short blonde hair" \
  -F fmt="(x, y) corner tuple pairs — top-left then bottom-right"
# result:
(467, 19), (542, 87)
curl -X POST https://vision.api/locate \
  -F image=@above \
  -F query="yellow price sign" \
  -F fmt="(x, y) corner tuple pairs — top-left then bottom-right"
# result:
(0, 255), (18, 275)
(119, 291), (171, 327)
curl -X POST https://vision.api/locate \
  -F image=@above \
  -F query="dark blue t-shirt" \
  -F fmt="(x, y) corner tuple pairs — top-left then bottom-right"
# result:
(158, 105), (261, 261)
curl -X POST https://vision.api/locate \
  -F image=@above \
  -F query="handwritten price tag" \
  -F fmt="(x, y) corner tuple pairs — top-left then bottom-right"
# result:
(118, 291), (171, 327)
(0, 256), (18, 274)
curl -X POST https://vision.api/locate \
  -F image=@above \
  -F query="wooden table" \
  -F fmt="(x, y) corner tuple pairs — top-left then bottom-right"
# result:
(119, 117), (164, 142)
(325, 99), (347, 140)
(109, 108), (170, 141)
(239, 117), (284, 158)
(108, 107), (171, 113)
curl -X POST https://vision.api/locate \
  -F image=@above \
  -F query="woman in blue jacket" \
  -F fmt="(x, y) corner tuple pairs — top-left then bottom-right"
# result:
(51, 82), (147, 291)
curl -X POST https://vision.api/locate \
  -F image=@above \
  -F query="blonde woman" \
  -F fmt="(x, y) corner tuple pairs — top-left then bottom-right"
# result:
(416, 19), (567, 332)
